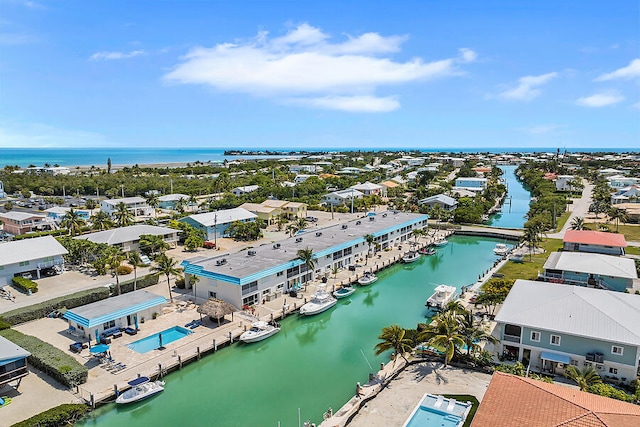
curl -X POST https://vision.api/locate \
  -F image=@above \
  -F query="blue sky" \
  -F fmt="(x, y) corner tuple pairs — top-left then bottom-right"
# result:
(1, 0), (639, 149)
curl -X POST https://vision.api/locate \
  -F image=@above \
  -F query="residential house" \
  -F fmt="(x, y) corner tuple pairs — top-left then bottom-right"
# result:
(262, 199), (307, 220)
(0, 212), (55, 236)
(321, 189), (364, 206)
(608, 175), (640, 189)
(158, 194), (191, 210)
(0, 181), (4, 199)
(540, 251), (637, 292)
(471, 372), (640, 427)
(454, 177), (487, 192)
(450, 188), (477, 198)
(293, 174), (316, 184)
(378, 180), (400, 197)
(495, 280), (640, 384)
(100, 197), (154, 219)
(349, 182), (383, 196)
(45, 206), (92, 224)
(179, 207), (257, 241)
(417, 194), (458, 211)
(472, 166), (491, 177)
(0, 336), (30, 388)
(612, 185), (640, 205)
(289, 164), (319, 174)
(239, 203), (281, 225)
(231, 185), (260, 196)
(74, 225), (180, 252)
(0, 236), (68, 285)
(555, 175), (576, 192)
(562, 230), (626, 256)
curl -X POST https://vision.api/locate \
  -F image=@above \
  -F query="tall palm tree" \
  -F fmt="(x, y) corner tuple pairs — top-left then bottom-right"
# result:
(570, 216), (585, 231)
(90, 211), (113, 231)
(431, 205), (445, 229)
(459, 310), (498, 355)
(520, 226), (542, 261)
(114, 201), (134, 227)
(127, 250), (143, 292)
(151, 254), (181, 303)
(60, 208), (85, 236)
(285, 223), (299, 237)
(364, 234), (375, 265)
(608, 207), (627, 233)
(421, 311), (466, 366)
(276, 214), (288, 231)
(106, 248), (126, 295)
(296, 247), (316, 281)
(145, 193), (159, 218)
(564, 365), (602, 391)
(374, 325), (413, 364)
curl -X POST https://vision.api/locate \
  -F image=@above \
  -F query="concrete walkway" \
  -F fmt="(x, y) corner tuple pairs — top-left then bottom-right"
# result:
(547, 180), (593, 239)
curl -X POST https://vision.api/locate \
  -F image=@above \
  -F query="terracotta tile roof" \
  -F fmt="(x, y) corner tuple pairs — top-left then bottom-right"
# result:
(471, 372), (640, 427)
(563, 230), (627, 248)
(544, 172), (558, 180)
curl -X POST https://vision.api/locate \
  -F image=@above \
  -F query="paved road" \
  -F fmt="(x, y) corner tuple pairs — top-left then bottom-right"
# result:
(547, 179), (593, 240)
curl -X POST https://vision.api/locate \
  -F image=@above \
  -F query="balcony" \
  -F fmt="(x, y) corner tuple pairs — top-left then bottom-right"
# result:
(503, 334), (521, 343)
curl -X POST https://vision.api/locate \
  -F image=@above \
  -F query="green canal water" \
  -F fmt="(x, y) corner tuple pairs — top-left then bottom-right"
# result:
(78, 235), (504, 427)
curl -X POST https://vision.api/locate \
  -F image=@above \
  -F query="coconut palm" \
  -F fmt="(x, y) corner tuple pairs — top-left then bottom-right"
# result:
(151, 254), (181, 303)
(90, 211), (113, 231)
(106, 248), (126, 295)
(285, 223), (299, 237)
(364, 234), (375, 265)
(570, 216), (585, 231)
(127, 250), (143, 292)
(608, 207), (627, 233)
(145, 193), (159, 218)
(374, 325), (413, 364)
(114, 201), (134, 227)
(296, 247), (316, 281)
(564, 365), (602, 391)
(276, 214), (288, 231)
(520, 226), (542, 261)
(421, 311), (466, 366)
(60, 208), (85, 236)
(459, 310), (499, 355)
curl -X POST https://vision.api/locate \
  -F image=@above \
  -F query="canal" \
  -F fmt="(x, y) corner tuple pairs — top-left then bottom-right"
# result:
(78, 236), (505, 427)
(486, 165), (531, 229)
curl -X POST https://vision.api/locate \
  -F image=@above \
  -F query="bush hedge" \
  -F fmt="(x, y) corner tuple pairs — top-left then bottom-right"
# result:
(11, 403), (88, 427)
(117, 265), (133, 275)
(12, 276), (38, 294)
(1, 287), (110, 326)
(0, 329), (88, 387)
(0, 317), (11, 330)
(13, 229), (67, 240)
(109, 273), (160, 295)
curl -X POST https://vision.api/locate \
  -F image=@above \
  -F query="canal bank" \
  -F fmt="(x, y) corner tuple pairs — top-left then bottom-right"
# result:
(485, 165), (532, 229)
(75, 234), (507, 427)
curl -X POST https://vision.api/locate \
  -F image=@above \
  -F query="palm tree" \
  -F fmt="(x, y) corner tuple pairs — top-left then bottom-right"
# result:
(276, 214), (288, 231)
(296, 247), (316, 282)
(60, 208), (85, 236)
(127, 250), (143, 292)
(608, 207), (627, 233)
(114, 201), (134, 227)
(374, 325), (413, 364)
(285, 223), (299, 237)
(421, 311), (466, 366)
(520, 226), (542, 261)
(364, 234), (375, 265)
(296, 217), (308, 231)
(459, 310), (498, 355)
(106, 248), (126, 295)
(151, 254), (181, 303)
(145, 193), (159, 218)
(570, 216), (585, 231)
(564, 365), (602, 391)
(90, 211), (113, 231)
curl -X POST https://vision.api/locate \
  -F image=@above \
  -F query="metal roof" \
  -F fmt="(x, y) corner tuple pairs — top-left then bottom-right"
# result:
(63, 290), (167, 328)
(101, 197), (146, 206)
(181, 207), (257, 227)
(0, 211), (46, 221)
(495, 280), (640, 346)
(0, 235), (68, 266)
(74, 225), (179, 246)
(543, 252), (637, 279)
(0, 335), (31, 362)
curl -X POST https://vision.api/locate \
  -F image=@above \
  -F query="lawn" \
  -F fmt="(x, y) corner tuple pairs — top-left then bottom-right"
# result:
(488, 238), (563, 283)
(555, 211), (571, 232)
(443, 394), (480, 427)
(625, 246), (640, 256)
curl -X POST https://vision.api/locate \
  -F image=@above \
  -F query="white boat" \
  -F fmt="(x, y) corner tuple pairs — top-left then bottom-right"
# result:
(116, 377), (165, 404)
(509, 253), (524, 263)
(419, 247), (436, 256)
(358, 272), (378, 286)
(402, 251), (420, 263)
(425, 285), (458, 310)
(299, 290), (337, 316)
(240, 321), (280, 343)
(333, 286), (356, 299)
(433, 239), (448, 247)
(493, 243), (509, 256)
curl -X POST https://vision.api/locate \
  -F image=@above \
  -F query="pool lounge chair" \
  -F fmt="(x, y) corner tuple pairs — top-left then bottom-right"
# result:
(434, 395), (444, 408)
(446, 398), (457, 412)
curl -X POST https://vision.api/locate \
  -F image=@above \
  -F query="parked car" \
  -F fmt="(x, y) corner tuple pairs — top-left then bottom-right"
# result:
(21, 272), (33, 279)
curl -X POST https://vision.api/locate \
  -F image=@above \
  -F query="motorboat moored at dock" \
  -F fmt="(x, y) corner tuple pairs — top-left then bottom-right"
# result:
(402, 251), (421, 263)
(240, 321), (280, 343)
(116, 377), (165, 404)
(418, 247), (436, 256)
(425, 285), (458, 311)
(333, 286), (356, 299)
(358, 272), (378, 286)
(433, 239), (448, 247)
(299, 290), (337, 316)
(493, 243), (509, 256)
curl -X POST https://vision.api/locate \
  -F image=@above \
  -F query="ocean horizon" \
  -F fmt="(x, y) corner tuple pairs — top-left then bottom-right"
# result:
(0, 147), (637, 169)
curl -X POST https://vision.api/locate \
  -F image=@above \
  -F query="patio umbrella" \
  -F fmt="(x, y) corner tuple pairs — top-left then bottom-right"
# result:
(90, 343), (110, 355)
(197, 298), (239, 326)
(158, 333), (163, 348)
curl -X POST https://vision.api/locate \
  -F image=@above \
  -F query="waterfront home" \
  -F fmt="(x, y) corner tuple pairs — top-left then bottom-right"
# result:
(231, 185), (260, 196)
(349, 182), (383, 196)
(63, 290), (168, 341)
(417, 194), (458, 211)
(0, 181), (4, 198)
(608, 174), (640, 189)
(450, 188), (477, 198)
(562, 230), (626, 256)
(74, 225), (180, 252)
(540, 251), (637, 292)
(0, 236), (67, 286)
(471, 371), (640, 426)
(611, 185), (640, 205)
(0, 336), (30, 388)
(179, 207), (257, 241)
(158, 194), (191, 210)
(454, 177), (487, 192)
(100, 197), (154, 219)
(321, 189), (364, 206)
(616, 203), (640, 224)
(555, 174), (576, 192)
(472, 166), (491, 177)
(182, 211), (428, 308)
(45, 206), (92, 224)
(494, 280), (640, 384)
(0, 212), (55, 236)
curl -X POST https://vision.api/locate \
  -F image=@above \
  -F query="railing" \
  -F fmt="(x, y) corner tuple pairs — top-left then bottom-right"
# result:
(503, 334), (521, 343)
(538, 274), (616, 291)
(0, 366), (29, 385)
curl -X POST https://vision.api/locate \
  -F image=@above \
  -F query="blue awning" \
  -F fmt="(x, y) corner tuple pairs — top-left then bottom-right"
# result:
(541, 351), (570, 364)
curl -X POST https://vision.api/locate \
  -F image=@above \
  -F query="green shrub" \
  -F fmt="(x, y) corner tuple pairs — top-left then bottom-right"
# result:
(10, 403), (88, 427)
(0, 317), (11, 330)
(175, 277), (185, 289)
(109, 273), (160, 295)
(117, 265), (133, 275)
(12, 276), (38, 293)
(588, 383), (634, 402)
(0, 329), (88, 387)
(1, 287), (110, 326)
(13, 229), (67, 240)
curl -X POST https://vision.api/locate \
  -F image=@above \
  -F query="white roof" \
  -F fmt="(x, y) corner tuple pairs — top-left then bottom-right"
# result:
(0, 211), (46, 221)
(45, 206), (70, 215)
(158, 194), (189, 202)
(496, 280), (640, 346)
(418, 194), (457, 206)
(102, 197), (146, 206)
(544, 252), (637, 279)
(350, 182), (382, 191)
(183, 207), (257, 227)
(74, 225), (179, 245)
(0, 335), (30, 361)
(233, 185), (260, 193)
(0, 235), (68, 266)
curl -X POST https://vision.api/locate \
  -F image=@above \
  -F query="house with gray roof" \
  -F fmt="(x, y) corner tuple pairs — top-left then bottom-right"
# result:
(495, 280), (640, 384)
(418, 194), (458, 211)
(179, 207), (257, 241)
(231, 185), (260, 196)
(100, 197), (153, 219)
(0, 335), (30, 388)
(74, 224), (180, 253)
(0, 236), (68, 286)
(321, 189), (364, 206)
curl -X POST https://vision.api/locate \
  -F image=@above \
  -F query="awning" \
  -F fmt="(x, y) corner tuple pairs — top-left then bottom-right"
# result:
(541, 351), (570, 364)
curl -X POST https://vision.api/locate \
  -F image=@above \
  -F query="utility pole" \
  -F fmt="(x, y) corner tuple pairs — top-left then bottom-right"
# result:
(214, 212), (218, 248)
(121, 184), (124, 198)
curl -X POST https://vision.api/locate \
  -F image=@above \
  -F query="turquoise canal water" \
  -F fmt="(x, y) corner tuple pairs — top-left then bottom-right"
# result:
(78, 236), (504, 427)
(486, 165), (531, 229)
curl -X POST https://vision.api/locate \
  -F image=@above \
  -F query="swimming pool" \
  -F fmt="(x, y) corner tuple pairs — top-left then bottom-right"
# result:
(403, 394), (471, 427)
(126, 326), (193, 354)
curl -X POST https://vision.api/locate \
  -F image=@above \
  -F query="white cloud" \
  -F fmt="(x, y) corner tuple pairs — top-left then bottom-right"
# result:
(594, 59), (640, 81)
(576, 91), (624, 107)
(523, 124), (562, 134)
(498, 72), (558, 101)
(0, 122), (110, 148)
(163, 23), (477, 113)
(89, 50), (144, 61)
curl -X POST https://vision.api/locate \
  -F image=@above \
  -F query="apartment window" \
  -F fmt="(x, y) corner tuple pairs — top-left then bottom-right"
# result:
(611, 346), (624, 356)
(277, 271), (283, 277)
(102, 320), (116, 330)
(208, 291), (217, 299)
(570, 359), (578, 366)
(609, 367), (618, 375)
(530, 331), (540, 342)
(550, 335), (561, 346)
(19, 261), (30, 266)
